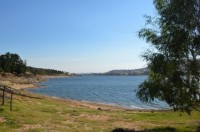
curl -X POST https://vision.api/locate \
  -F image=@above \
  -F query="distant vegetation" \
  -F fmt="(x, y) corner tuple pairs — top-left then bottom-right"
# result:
(0, 52), (69, 76)
(104, 68), (148, 75)
(27, 66), (70, 76)
(82, 68), (149, 76)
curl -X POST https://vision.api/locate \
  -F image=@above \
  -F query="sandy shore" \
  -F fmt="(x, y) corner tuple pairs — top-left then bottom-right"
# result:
(0, 73), (69, 89)
(50, 97), (164, 112)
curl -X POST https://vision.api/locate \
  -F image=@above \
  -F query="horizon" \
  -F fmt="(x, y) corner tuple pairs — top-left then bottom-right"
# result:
(0, 0), (155, 73)
(26, 63), (147, 74)
(69, 67), (148, 74)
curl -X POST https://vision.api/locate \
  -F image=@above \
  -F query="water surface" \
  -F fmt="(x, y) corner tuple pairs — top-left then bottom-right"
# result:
(29, 75), (168, 109)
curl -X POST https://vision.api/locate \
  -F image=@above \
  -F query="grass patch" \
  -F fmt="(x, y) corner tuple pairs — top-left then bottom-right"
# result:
(0, 95), (199, 132)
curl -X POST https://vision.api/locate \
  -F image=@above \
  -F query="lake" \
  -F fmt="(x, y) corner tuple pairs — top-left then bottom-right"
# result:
(29, 75), (168, 109)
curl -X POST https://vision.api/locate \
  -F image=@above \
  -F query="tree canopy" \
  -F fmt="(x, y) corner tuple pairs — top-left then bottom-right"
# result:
(137, 0), (200, 114)
(0, 52), (68, 76)
(0, 52), (26, 75)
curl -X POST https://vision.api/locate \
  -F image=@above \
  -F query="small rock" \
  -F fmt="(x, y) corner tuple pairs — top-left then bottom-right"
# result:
(97, 107), (102, 110)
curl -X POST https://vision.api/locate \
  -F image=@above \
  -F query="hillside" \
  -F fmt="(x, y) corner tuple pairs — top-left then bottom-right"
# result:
(26, 66), (71, 76)
(0, 52), (72, 76)
(104, 68), (148, 75)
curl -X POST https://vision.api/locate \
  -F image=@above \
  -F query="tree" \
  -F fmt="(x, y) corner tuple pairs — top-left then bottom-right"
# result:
(0, 52), (27, 75)
(136, 0), (200, 114)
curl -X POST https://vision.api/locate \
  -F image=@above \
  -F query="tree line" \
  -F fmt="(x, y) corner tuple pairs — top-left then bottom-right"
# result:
(27, 66), (69, 76)
(0, 52), (68, 75)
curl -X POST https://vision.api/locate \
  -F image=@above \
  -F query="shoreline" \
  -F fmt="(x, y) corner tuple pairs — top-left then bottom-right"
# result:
(28, 90), (170, 112)
(0, 73), (71, 90)
(27, 87), (169, 112)
(0, 73), (169, 112)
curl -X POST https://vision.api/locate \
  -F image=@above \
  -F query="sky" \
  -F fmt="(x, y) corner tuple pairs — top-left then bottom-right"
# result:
(0, 0), (155, 73)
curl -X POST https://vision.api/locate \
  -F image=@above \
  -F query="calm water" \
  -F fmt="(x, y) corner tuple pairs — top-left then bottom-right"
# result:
(29, 75), (168, 109)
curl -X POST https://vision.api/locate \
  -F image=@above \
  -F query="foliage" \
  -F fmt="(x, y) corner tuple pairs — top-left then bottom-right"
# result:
(137, 0), (200, 114)
(0, 52), (26, 75)
(0, 52), (68, 76)
(27, 66), (68, 75)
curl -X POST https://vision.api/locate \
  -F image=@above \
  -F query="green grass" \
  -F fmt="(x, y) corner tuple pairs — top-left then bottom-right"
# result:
(0, 95), (199, 132)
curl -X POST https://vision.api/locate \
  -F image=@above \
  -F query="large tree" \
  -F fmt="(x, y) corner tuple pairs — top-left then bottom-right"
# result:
(0, 52), (26, 75)
(137, 0), (200, 114)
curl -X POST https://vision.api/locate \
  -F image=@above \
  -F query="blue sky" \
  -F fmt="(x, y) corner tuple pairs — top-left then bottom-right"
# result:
(0, 0), (155, 73)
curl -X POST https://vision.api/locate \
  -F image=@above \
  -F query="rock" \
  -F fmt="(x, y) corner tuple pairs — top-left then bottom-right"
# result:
(97, 107), (102, 110)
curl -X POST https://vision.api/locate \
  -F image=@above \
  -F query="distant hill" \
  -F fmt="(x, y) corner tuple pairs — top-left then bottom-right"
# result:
(104, 68), (149, 75)
(26, 66), (71, 76)
(103, 59), (200, 76)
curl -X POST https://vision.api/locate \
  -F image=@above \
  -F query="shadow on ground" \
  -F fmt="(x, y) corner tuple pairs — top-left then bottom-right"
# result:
(196, 126), (200, 132)
(112, 127), (176, 132)
(0, 108), (4, 112)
